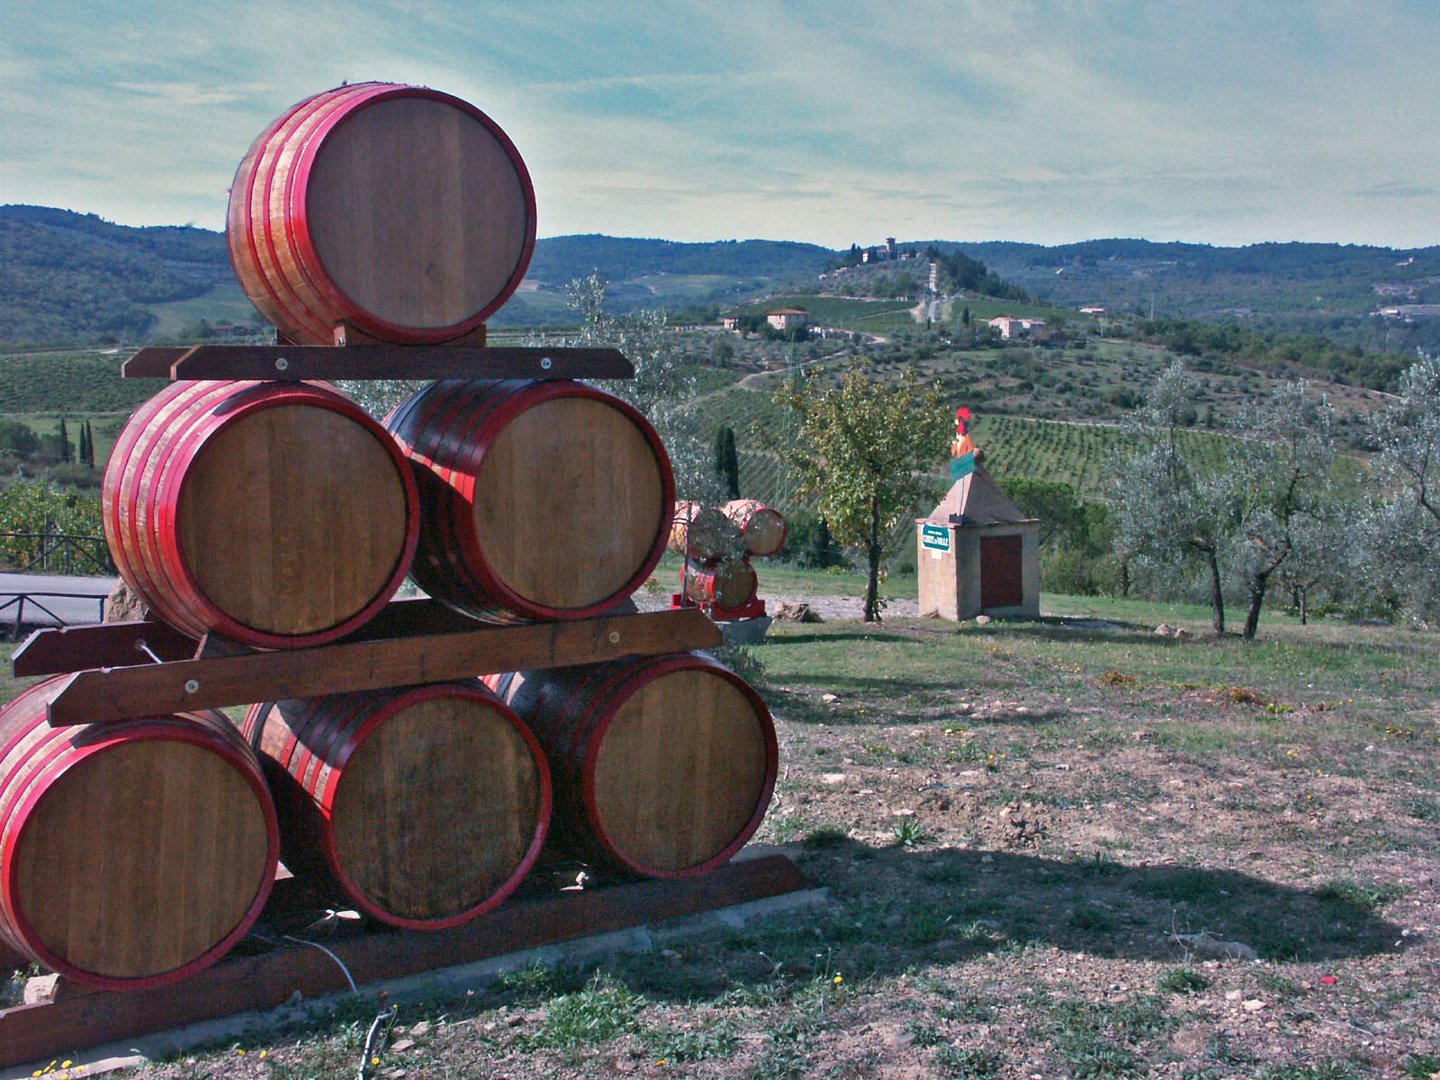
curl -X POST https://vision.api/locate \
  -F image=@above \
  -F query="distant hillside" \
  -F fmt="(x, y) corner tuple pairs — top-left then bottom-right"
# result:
(0, 205), (235, 346)
(921, 238), (1440, 355)
(0, 209), (836, 344)
(3, 205), (1437, 354)
(497, 234), (834, 323)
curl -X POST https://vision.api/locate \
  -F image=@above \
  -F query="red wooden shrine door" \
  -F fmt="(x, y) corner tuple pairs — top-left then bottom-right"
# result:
(980, 534), (1023, 609)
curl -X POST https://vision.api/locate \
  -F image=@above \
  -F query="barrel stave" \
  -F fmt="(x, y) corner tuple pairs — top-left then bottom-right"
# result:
(388, 379), (674, 622)
(244, 682), (551, 929)
(487, 653), (777, 879)
(0, 677), (278, 990)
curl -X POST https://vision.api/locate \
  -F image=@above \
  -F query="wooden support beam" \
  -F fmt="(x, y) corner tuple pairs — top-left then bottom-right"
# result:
(0, 855), (812, 1070)
(13, 620), (198, 677)
(120, 347), (191, 377)
(44, 607), (722, 726)
(120, 345), (634, 382)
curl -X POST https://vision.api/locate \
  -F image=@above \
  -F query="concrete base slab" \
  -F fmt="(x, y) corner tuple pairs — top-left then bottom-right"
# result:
(717, 615), (772, 645)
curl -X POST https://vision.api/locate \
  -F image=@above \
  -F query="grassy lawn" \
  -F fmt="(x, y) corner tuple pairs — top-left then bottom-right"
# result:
(63, 575), (1438, 1080)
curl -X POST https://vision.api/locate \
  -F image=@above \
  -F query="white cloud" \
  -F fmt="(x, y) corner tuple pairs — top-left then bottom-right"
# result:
(1, 0), (1437, 246)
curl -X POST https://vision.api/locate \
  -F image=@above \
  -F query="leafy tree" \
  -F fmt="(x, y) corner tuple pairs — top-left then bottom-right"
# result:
(1223, 380), (1336, 638)
(1359, 353), (1440, 620)
(998, 478), (1087, 549)
(775, 366), (950, 621)
(713, 425), (740, 499)
(0, 480), (107, 569)
(0, 419), (39, 459)
(1111, 362), (1236, 633)
(1274, 494), (1354, 624)
(779, 508), (847, 569)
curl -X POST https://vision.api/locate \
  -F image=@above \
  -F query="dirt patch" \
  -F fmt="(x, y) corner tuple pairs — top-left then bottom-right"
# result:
(114, 599), (1440, 1080)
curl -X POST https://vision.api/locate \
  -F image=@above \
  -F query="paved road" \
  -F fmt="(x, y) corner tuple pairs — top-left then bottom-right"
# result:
(0, 572), (118, 633)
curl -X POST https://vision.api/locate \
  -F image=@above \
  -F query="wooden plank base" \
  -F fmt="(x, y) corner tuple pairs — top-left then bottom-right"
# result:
(0, 855), (811, 1070)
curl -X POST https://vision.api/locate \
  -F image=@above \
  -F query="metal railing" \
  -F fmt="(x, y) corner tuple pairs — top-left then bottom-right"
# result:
(0, 591), (108, 640)
(0, 531), (114, 575)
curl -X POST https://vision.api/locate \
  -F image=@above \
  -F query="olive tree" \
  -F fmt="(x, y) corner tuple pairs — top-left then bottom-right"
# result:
(775, 366), (950, 622)
(1111, 362), (1236, 634)
(568, 271), (723, 502)
(1223, 380), (1336, 638)
(1359, 352), (1440, 621)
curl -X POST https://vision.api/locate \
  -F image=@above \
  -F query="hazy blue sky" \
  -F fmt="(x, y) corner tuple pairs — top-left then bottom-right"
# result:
(3, 1), (1437, 249)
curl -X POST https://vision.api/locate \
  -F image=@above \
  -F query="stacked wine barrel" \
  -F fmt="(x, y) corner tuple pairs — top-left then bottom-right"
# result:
(670, 499), (788, 611)
(0, 82), (775, 991)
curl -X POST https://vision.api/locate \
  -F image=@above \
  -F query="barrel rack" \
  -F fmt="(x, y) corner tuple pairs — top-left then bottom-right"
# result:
(0, 342), (810, 1071)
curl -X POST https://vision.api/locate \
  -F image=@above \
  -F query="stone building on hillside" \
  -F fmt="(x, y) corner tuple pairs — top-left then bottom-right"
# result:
(766, 309), (810, 331)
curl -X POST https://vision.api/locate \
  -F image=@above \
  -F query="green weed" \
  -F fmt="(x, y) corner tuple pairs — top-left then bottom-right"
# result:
(893, 816), (933, 848)
(1315, 877), (1408, 913)
(801, 823), (852, 847)
(641, 1019), (738, 1063)
(1406, 796), (1440, 822)
(1044, 995), (1174, 1078)
(1255, 1062), (1364, 1080)
(905, 1021), (945, 1047)
(518, 971), (644, 1052)
(1068, 905), (1117, 933)
(935, 1045), (1005, 1078)
(769, 815), (811, 844)
(1157, 967), (1210, 994)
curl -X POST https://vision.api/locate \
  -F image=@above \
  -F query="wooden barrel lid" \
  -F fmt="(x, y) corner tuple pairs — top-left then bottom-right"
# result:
(177, 401), (410, 637)
(12, 739), (271, 980)
(329, 695), (545, 922)
(724, 500), (788, 558)
(302, 92), (532, 333)
(592, 667), (770, 873)
(474, 395), (666, 609)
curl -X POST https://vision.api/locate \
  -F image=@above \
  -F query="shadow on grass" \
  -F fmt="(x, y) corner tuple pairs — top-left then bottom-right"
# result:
(584, 839), (1405, 1004)
(761, 684), (1062, 728)
(769, 618), (1182, 650)
(766, 628), (926, 647)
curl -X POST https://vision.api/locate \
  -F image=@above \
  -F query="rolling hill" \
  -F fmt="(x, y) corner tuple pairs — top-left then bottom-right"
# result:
(4, 204), (1438, 356)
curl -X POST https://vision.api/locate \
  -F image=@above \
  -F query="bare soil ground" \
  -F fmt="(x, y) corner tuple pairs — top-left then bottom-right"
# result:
(61, 589), (1440, 1079)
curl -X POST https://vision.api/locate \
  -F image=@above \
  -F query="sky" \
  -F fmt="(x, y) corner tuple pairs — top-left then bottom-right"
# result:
(3, 0), (1438, 250)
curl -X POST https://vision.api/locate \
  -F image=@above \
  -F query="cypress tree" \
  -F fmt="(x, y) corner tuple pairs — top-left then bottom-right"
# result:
(59, 417), (71, 463)
(713, 425), (740, 499)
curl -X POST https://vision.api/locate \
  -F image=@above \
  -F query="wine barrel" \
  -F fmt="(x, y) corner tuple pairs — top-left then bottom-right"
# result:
(387, 379), (674, 622)
(0, 677), (278, 990)
(684, 557), (758, 610)
(244, 681), (550, 929)
(228, 81), (535, 346)
(103, 379), (419, 649)
(486, 652), (777, 879)
(668, 501), (743, 563)
(722, 499), (788, 558)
